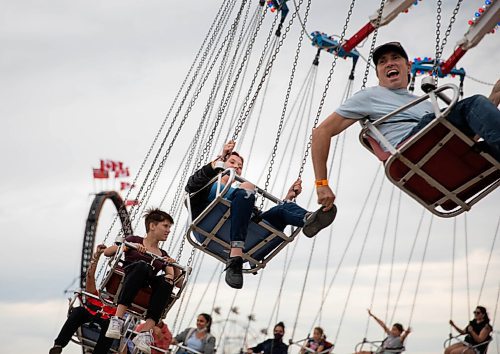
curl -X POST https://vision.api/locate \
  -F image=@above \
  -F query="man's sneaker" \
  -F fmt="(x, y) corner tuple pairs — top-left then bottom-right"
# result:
(133, 330), (154, 354)
(105, 316), (124, 339)
(225, 256), (243, 289)
(49, 345), (62, 354)
(302, 205), (337, 238)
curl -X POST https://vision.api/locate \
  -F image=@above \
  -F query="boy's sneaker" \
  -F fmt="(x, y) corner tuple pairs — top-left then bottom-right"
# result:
(105, 316), (124, 339)
(302, 205), (337, 238)
(133, 330), (154, 354)
(225, 256), (243, 289)
(49, 345), (62, 354)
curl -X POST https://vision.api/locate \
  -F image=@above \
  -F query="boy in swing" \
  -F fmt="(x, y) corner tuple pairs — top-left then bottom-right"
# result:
(185, 140), (336, 289)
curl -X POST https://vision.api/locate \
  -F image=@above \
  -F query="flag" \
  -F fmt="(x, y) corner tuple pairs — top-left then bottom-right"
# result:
(100, 159), (124, 172)
(93, 168), (109, 179)
(120, 182), (135, 191)
(115, 167), (130, 178)
(125, 199), (139, 206)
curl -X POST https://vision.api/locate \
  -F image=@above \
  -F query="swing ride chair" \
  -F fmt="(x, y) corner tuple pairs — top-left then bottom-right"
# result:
(359, 82), (500, 218)
(170, 344), (204, 354)
(185, 168), (302, 273)
(290, 337), (335, 354)
(98, 242), (192, 320)
(443, 334), (492, 354)
(66, 290), (121, 353)
(354, 338), (405, 354)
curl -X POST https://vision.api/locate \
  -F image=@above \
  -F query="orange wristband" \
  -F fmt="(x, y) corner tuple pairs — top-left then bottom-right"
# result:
(315, 179), (328, 187)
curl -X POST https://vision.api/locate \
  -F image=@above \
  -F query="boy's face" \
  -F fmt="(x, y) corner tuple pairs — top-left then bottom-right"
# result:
(224, 155), (243, 175)
(151, 220), (172, 241)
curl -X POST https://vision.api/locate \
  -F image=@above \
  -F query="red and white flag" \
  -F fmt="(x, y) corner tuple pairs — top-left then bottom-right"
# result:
(115, 167), (130, 178)
(100, 159), (124, 172)
(120, 182), (135, 191)
(125, 199), (139, 206)
(93, 168), (109, 179)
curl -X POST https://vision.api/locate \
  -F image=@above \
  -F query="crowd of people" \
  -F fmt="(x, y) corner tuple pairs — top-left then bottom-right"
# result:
(50, 40), (498, 353)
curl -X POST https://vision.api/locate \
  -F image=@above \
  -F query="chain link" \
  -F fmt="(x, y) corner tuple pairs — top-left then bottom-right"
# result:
(297, 0), (357, 178)
(432, 0), (442, 85)
(433, 0), (463, 85)
(260, 0), (312, 209)
(99, 0), (231, 246)
(361, 0), (387, 90)
(125, 0), (250, 234)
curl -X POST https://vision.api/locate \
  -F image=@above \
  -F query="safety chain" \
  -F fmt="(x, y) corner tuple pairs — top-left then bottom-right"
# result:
(125, 0), (249, 233)
(297, 0), (357, 179)
(361, 0), (387, 90)
(232, 0), (308, 143)
(230, 16), (280, 141)
(115, 0), (236, 235)
(196, 4), (270, 167)
(137, 1), (249, 230)
(100, 0), (231, 245)
(432, 0), (442, 85)
(260, 0), (312, 209)
(433, 0), (463, 85)
(166, 0), (249, 222)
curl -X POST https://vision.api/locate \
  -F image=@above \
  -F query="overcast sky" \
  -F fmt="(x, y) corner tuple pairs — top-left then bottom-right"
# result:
(1, 1), (499, 354)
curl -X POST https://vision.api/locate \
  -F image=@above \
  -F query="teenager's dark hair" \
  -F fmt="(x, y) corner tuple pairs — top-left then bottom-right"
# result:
(144, 208), (174, 232)
(393, 323), (404, 332)
(199, 313), (212, 332)
(274, 322), (285, 331)
(229, 151), (244, 164)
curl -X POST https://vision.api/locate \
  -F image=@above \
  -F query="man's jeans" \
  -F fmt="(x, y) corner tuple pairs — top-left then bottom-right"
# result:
(228, 188), (307, 248)
(405, 94), (500, 161)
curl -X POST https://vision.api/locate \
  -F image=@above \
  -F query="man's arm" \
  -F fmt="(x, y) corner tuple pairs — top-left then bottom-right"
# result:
(311, 112), (356, 209)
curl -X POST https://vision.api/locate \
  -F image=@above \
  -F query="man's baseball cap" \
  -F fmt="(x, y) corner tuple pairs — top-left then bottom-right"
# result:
(373, 42), (409, 65)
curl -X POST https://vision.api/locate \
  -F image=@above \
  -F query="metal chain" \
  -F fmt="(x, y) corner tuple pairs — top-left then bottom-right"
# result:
(232, 0), (311, 142)
(260, 0), (311, 207)
(99, 0), (231, 245)
(196, 4), (270, 167)
(126, 0), (249, 232)
(432, 0), (442, 84)
(297, 0), (357, 178)
(434, 0), (463, 85)
(361, 0), (387, 90)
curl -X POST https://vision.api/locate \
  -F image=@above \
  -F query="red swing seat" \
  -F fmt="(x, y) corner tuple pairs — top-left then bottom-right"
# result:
(360, 83), (499, 217)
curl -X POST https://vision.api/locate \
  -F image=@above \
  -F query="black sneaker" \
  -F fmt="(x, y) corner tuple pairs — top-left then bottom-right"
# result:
(225, 256), (243, 289)
(49, 346), (62, 354)
(302, 205), (337, 238)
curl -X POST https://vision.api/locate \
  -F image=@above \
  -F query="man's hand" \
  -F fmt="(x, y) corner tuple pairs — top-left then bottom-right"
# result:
(316, 185), (336, 211)
(222, 140), (236, 160)
(285, 178), (302, 200)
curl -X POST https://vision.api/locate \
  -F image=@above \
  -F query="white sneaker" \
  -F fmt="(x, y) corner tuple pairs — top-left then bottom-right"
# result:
(133, 330), (153, 354)
(105, 316), (124, 339)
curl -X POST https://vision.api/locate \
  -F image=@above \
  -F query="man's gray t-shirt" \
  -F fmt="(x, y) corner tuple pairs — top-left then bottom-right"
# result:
(336, 86), (434, 148)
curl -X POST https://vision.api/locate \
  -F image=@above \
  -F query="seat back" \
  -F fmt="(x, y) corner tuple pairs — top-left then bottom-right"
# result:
(385, 118), (499, 217)
(186, 196), (300, 273)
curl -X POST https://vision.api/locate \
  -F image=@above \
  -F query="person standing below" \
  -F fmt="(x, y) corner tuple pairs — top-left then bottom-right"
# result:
(104, 208), (180, 354)
(49, 244), (116, 354)
(445, 306), (493, 354)
(172, 313), (216, 354)
(247, 322), (288, 354)
(311, 41), (500, 211)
